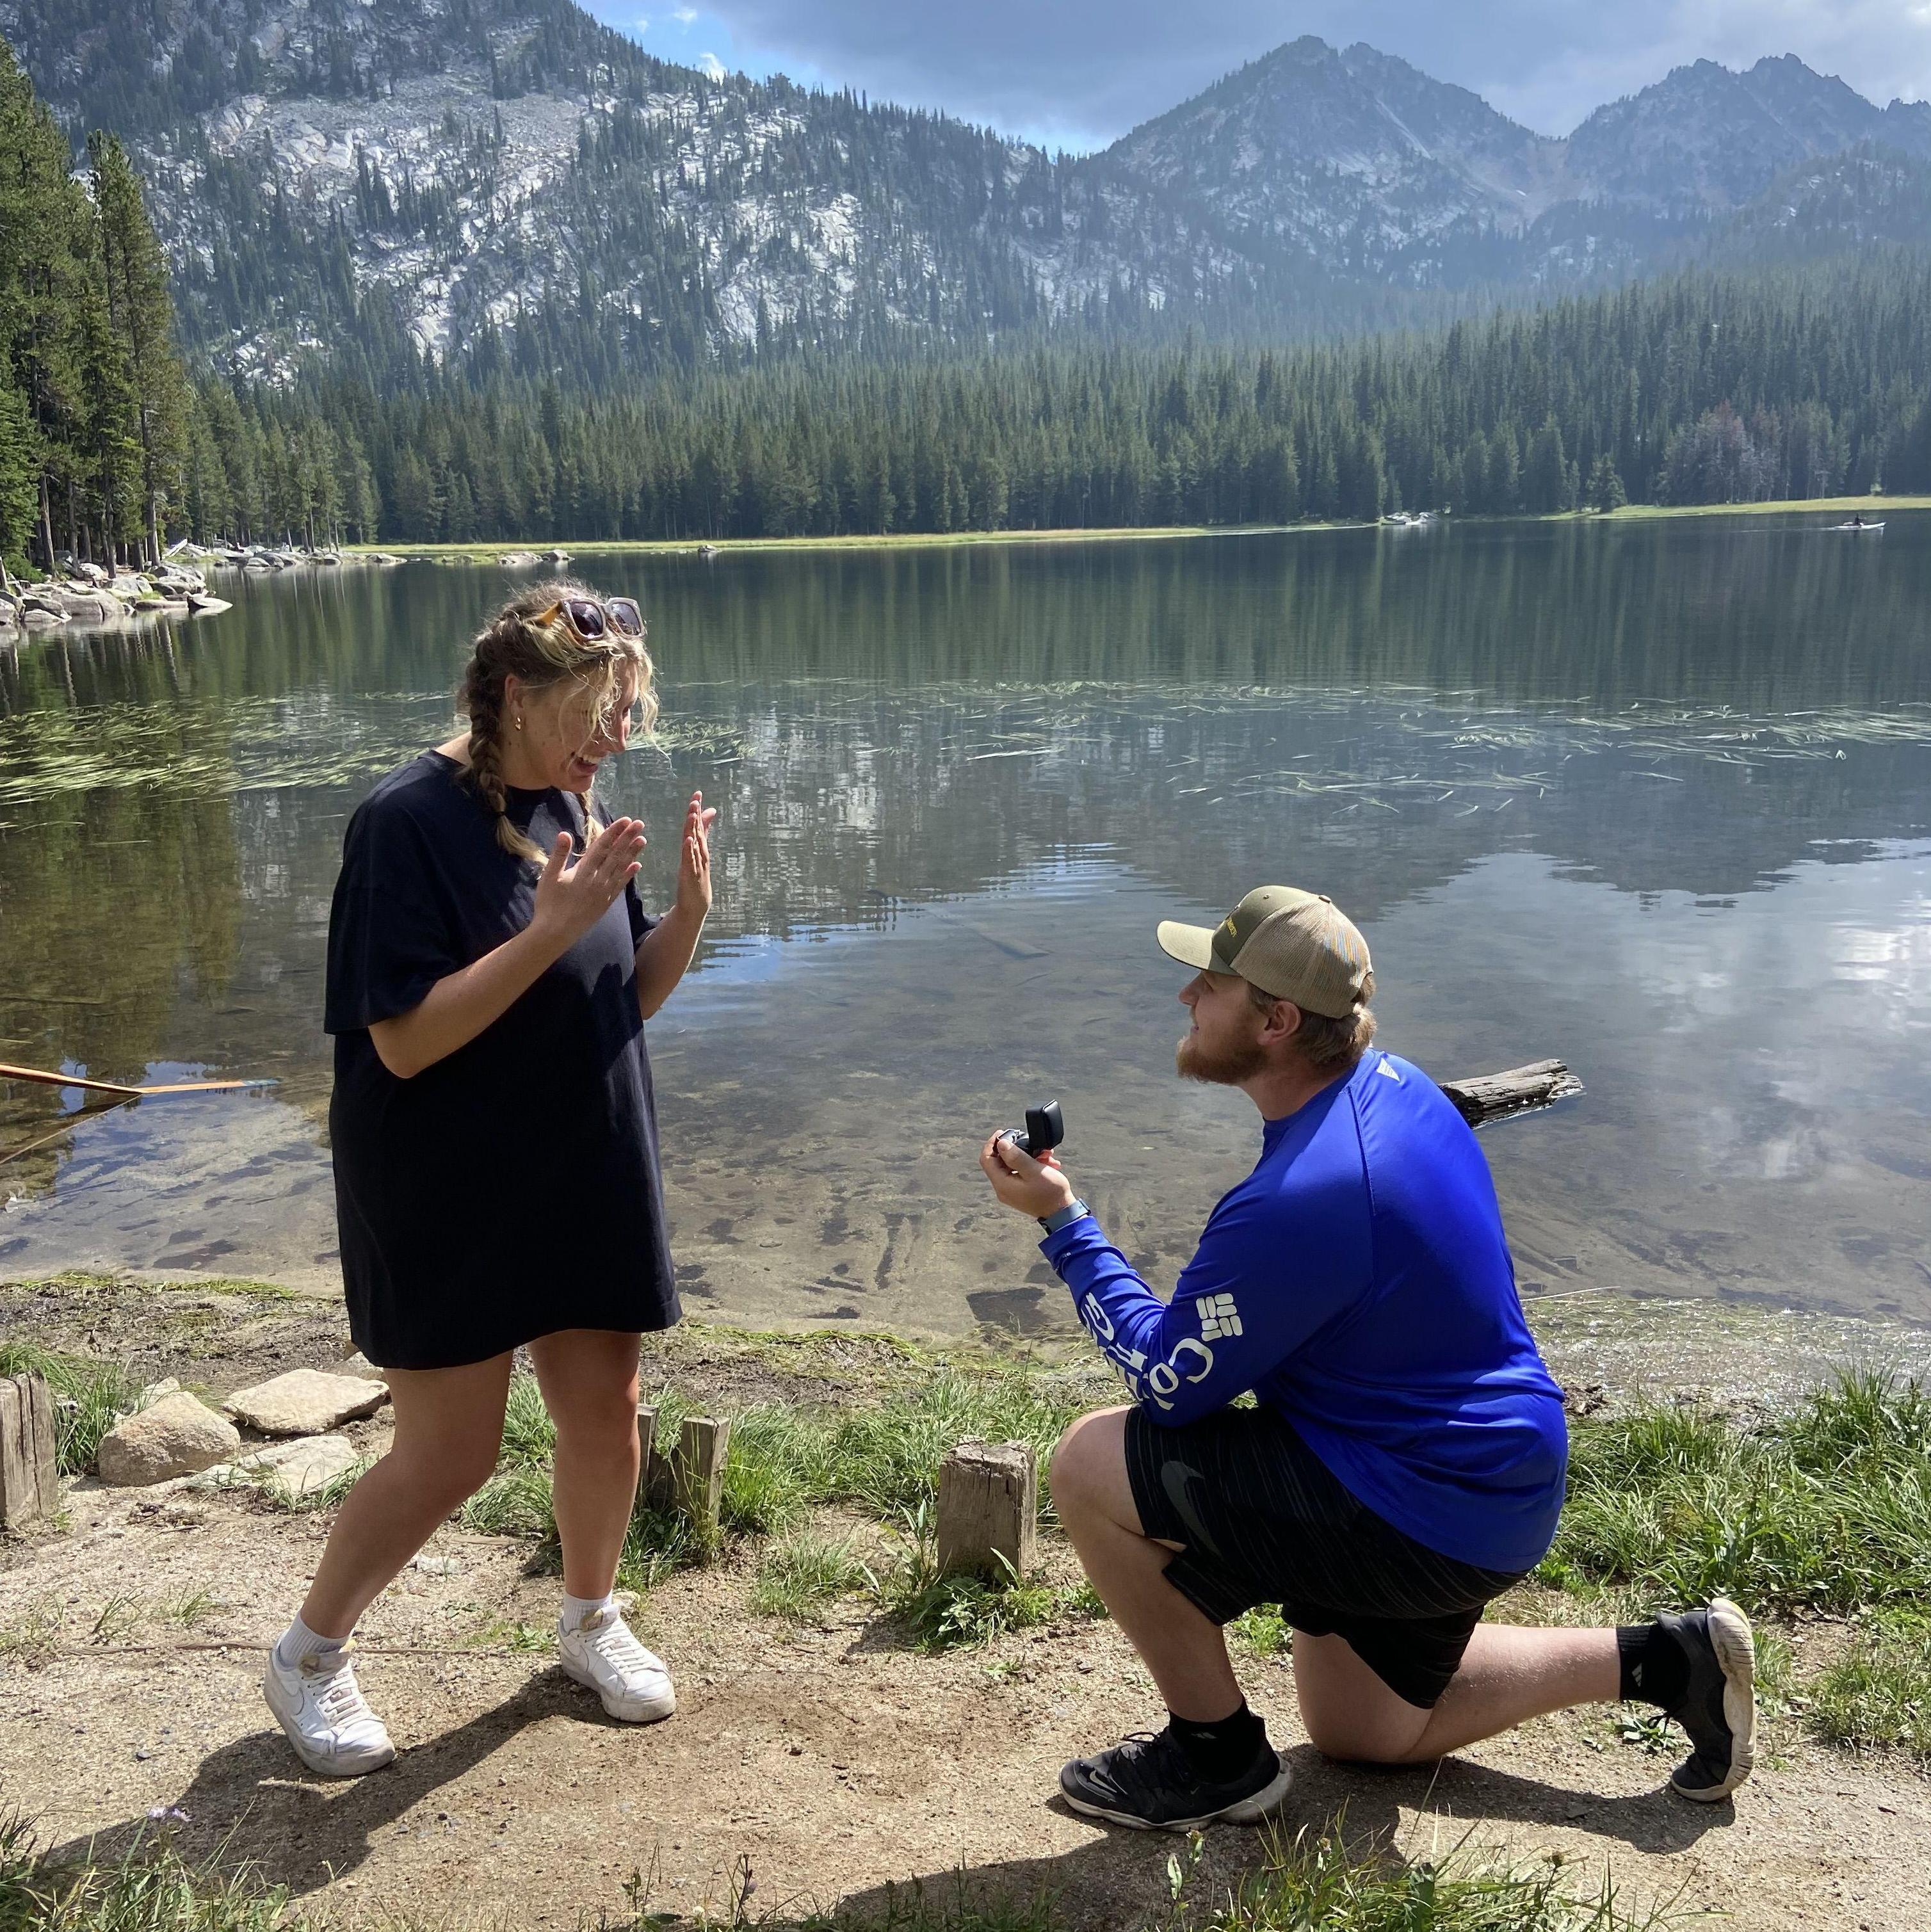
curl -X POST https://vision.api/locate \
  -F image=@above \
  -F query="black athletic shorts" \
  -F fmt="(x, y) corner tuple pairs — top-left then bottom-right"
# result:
(1125, 1404), (1526, 1709)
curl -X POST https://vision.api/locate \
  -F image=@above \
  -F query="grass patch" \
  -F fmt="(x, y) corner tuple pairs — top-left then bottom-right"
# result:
(876, 1507), (1062, 1652)
(1232, 1606), (1292, 1659)
(818, 1372), (1085, 1523)
(0, 1342), (141, 1476)
(465, 1366), (1086, 1590)
(751, 1531), (877, 1622)
(0, 1598), (63, 1668)
(0, 1813), (293, 1932)
(1807, 1614), (1931, 1764)
(1542, 1371), (1931, 1618)
(1186, 1823), (1672, 1932)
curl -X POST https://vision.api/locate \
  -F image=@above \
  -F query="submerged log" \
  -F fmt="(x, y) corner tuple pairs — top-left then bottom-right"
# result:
(1439, 1059), (1581, 1128)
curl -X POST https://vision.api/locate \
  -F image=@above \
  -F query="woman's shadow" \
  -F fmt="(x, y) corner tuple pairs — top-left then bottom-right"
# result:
(40, 1707), (1738, 1922)
(38, 1671), (576, 1896)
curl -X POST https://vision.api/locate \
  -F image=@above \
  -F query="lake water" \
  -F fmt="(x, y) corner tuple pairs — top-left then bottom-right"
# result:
(2, 516), (1928, 1338)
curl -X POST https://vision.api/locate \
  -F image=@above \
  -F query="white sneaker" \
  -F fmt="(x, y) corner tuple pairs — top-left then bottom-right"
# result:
(263, 1641), (397, 1777)
(558, 1606), (676, 1723)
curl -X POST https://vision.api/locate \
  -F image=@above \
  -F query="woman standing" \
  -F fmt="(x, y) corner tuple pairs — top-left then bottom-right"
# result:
(265, 581), (717, 1777)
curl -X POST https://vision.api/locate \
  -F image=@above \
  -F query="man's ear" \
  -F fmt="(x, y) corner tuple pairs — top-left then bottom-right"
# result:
(1257, 997), (1304, 1049)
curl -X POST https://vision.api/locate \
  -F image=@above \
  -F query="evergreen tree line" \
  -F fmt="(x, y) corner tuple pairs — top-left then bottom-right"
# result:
(192, 253), (1931, 547)
(0, 46), (193, 573)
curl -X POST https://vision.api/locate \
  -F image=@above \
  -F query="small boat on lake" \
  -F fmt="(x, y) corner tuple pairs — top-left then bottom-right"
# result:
(1833, 518), (1886, 532)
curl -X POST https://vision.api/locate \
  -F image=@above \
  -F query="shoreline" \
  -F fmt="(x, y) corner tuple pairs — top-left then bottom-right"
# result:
(341, 495), (1930, 562)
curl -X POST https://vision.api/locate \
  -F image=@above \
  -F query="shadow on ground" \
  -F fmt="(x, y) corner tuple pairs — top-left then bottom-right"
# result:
(42, 1698), (1733, 1928)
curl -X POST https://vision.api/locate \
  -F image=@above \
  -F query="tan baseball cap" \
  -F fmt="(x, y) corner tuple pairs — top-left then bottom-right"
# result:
(1156, 886), (1373, 1018)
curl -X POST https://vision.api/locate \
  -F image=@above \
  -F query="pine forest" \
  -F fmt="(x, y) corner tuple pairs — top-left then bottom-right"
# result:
(4, 42), (1930, 568)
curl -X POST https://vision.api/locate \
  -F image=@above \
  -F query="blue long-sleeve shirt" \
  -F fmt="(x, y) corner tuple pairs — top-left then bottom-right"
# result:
(1042, 1049), (1568, 1573)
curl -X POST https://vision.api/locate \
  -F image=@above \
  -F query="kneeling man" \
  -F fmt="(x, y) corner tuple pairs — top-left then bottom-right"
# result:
(980, 887), (1755, 1832)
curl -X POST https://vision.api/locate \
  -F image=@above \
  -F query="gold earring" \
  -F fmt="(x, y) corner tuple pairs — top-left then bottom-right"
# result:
(514, 716), (524, 730)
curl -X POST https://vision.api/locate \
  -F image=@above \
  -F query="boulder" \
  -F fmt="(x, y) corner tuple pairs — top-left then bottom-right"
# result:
(333, 1351), (389, 1383)
(248, 1433), (363, 1497)
(97, 1392), (241, 1485)
(223, 1369), (388, 1435)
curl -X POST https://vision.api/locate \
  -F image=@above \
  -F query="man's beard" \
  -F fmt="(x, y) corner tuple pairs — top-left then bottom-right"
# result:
(1176, 1029), (1266, 1086)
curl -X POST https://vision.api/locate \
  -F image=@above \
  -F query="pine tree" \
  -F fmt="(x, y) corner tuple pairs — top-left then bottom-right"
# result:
(88, 132), (190, 564)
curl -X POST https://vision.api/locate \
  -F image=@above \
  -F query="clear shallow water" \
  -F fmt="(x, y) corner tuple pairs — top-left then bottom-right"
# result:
(2, 515), (1928, 1333)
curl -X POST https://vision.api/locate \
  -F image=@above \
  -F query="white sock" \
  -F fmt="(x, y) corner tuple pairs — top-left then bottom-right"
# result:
(275, 1613), (349, 1670)
(560, 1590), (616, 1634)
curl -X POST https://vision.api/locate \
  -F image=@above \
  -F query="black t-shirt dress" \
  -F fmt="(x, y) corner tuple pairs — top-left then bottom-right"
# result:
(324, 750), (680, 1368)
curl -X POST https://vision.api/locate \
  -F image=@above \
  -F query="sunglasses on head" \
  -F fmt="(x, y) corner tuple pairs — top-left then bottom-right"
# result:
(538, 596), (644, 641)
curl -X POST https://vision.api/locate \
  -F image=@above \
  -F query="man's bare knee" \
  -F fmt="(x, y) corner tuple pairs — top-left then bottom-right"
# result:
(1049, 1406), (1131, 1523)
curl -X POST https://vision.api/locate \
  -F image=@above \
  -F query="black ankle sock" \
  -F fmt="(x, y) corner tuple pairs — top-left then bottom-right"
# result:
(1617, 1622), (1690, 1709)
(1168, 1701), (1268, 1782)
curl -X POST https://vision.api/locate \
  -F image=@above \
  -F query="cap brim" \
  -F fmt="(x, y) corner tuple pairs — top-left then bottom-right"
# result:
(1156, 920), (1218, 973)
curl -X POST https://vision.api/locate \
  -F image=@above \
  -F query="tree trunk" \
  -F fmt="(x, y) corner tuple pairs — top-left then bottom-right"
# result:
(37, 474), (56, 574)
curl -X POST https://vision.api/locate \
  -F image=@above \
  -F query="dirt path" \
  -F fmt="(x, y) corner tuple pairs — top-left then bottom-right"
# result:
(4, 1278), (1930, 1928)
(4, 1477), (1928, 1931)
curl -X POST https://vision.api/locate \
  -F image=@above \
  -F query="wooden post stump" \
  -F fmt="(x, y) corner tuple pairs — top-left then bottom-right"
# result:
(636, 1404), (659, 1501)
(675, 1416), (731, 1547)
(635, 1405), (731, 1545)
(937, 1439), (1037, 1581)
(0, 1373), (60, 1528)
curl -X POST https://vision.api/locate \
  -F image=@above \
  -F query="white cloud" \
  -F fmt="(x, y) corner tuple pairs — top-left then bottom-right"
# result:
(698, 50), (728, 79)
(674, 6), (699, 22)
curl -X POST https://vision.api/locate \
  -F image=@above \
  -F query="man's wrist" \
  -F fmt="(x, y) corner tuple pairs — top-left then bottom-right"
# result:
(1038, 1198), (1089, 1234)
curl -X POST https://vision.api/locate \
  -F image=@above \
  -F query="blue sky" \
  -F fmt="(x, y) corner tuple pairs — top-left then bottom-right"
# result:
(585, 2), (1931, 154)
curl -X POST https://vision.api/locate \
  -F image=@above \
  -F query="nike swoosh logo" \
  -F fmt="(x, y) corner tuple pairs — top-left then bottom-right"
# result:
(1160, 1460), (1222, 1559)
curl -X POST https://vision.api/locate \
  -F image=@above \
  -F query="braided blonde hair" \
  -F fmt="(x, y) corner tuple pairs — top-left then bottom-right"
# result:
(457, 579), (658, 864)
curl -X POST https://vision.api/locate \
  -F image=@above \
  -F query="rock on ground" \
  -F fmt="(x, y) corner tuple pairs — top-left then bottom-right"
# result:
(187, 1434), (362, 1501)
(95, 1392), (241, 1485)
(223, 1370), (389, 1435)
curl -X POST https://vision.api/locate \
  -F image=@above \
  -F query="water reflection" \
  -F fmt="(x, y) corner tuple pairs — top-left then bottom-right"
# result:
(1, 518), (1927, 1328)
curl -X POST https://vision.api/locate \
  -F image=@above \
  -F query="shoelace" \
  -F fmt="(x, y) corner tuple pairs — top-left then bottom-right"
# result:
(303, 1646), (378, 1728)
(1092, 1730), (1199, 1803)
(582, 1613), (659, 1675)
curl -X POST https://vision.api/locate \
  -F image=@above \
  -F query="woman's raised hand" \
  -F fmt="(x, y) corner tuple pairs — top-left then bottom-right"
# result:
(531, 817), (647, 952)
(673, 791), (719, 919)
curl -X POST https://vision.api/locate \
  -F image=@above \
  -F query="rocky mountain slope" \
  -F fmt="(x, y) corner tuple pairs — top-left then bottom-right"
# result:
(4, 1), (1928, 379)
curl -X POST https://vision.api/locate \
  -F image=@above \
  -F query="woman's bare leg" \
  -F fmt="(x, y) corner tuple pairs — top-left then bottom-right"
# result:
(298, 1354), (515, 1638)
(528, 1328), (643, 1599)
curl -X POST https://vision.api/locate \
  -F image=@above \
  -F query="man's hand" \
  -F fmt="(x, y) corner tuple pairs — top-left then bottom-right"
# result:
(979, 1131), (1078, 1220)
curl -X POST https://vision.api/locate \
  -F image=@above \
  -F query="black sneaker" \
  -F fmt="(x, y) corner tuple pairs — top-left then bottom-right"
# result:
(1657, 1597), (1756, 1801)
(1059, 1726), (1291, 1832)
